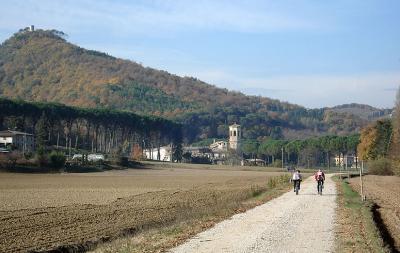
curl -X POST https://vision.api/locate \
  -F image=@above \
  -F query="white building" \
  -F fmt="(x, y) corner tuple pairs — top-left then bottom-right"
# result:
(144, 145), (172, 162)
(335, 154), (359, 168)
(0, 130), (35, 153)
(210, 139), (228, 152)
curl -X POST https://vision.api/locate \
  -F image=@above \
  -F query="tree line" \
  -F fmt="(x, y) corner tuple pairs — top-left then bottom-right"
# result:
(0, 98), (182, 157)
(241, 134), (360, 169)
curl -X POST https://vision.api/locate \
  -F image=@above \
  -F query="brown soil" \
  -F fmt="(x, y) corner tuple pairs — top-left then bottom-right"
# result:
(0, 164), (286, 253)
(349, 175), (400, 251)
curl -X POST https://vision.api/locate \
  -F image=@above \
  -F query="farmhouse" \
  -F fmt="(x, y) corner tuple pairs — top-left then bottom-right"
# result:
(0, 130), (35, 152)
(144, 145), (172, 161)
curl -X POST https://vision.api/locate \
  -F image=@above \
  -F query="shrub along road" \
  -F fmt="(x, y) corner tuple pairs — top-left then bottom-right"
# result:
(170, 175), (337, 253)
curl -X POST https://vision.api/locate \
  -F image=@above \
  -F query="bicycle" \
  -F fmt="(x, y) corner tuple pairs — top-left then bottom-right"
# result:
(317, 180), (324, 195)
(294, 180), (301, 195)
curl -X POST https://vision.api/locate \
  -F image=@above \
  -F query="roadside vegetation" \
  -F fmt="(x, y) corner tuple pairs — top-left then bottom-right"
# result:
(335, 87), (400, 252)
(335, 177), (389, 253)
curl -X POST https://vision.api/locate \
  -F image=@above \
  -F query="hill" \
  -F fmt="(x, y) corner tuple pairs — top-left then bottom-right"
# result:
(0, 28), (384, 142)
(328, 103), (392, 120)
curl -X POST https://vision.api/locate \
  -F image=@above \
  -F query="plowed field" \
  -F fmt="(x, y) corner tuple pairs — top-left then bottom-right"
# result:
(0, 163), (284, 252)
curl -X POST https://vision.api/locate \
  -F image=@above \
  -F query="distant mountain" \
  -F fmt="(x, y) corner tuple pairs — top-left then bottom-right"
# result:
(327, 103), (392, 121)
(0, 29), (377, 142)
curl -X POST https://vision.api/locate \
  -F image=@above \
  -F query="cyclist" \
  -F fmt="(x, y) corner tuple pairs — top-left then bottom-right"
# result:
(314, 169), (325, 194)
(292, 170), (302, 192)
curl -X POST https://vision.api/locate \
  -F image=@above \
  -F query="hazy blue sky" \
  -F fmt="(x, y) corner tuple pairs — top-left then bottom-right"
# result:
(0, 0), (399, 108)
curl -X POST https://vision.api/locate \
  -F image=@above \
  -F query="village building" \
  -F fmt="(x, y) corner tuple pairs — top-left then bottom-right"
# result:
(0, 130), (35, 153)
(209, 139), (227, 159)
(334, 154), (359, 168)
(144, 123), (244, 164)
(144, 145), (172, 162)
(184, 146), (213, 158)
(209, 139), (228, 152)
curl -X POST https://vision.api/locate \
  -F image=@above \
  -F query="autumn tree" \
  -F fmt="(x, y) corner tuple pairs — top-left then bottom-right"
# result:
(390, 87), (400, 160)
(358, 120), (392, 160)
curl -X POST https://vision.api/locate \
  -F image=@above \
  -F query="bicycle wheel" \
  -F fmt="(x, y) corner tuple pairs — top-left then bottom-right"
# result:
(318, 181), (323, 195)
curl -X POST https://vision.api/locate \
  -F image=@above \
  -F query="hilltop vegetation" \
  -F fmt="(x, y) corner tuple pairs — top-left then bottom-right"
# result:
(0, 29), (390, 142)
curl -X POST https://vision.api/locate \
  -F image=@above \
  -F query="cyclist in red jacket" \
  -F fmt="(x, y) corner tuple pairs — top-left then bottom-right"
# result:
(314, 169), (325, 194)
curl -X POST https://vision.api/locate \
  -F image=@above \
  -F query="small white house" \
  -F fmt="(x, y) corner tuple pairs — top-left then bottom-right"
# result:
(0, 130), (35, 152)
(144, 146), (172, 161)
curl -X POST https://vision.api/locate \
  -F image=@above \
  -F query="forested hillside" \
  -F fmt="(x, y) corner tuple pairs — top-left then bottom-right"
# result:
(328, 103), (392, 121)
(0, 29), (386, 143)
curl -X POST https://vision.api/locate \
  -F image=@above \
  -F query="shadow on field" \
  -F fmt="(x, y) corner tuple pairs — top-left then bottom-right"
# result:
(371, 204), (399, 253)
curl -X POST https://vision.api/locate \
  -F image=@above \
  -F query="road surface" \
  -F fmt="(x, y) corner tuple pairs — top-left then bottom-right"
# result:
(170, 174), (337, 253)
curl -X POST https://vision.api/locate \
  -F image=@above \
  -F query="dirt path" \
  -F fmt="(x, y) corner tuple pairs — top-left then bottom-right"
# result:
(170, 174), (337, 253)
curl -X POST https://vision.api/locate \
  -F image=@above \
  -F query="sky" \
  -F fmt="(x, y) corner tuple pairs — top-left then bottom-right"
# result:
(0, 0), (399, 108)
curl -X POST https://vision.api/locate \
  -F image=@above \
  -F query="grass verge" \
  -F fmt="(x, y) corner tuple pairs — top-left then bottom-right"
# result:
(91, 175), (291, 253)
(334, 176), (390, 253)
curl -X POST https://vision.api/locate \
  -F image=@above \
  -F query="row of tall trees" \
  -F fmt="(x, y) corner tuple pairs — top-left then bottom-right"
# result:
(242, 134), (360, 168)
(0, 98), (182, 157)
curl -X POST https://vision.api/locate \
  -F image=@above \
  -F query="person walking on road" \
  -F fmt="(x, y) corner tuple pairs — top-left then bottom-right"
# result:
(292, 170), (302, 192)
(315, 169), (325, 194)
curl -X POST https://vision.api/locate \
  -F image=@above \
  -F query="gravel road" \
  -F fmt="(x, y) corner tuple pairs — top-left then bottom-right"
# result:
(170, 174), (337, 253)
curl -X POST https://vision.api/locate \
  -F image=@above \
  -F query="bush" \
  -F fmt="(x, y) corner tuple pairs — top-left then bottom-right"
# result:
(49, 151), (66, 170)
(0, 152), (19, 170)
(391, 160), (400, 176)
(35, 147), (48, 168)
(367, 158), (393, 175)
(271, 159), (282, 168)
(117, 156), (129, 167)
(250, 185), (265, 197)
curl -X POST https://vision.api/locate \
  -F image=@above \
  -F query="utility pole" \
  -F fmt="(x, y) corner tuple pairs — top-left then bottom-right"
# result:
(281, 147), (284, 170)
(23, 133), (26, 156)
(339, 154), (342, 180)
(142, 139), (145, 159)
(345, 155), (350, 179)
(360, 160), (365, 201)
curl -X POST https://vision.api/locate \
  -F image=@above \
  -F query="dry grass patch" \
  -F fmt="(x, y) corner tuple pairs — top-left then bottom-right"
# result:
(91, 175), (291, 253)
